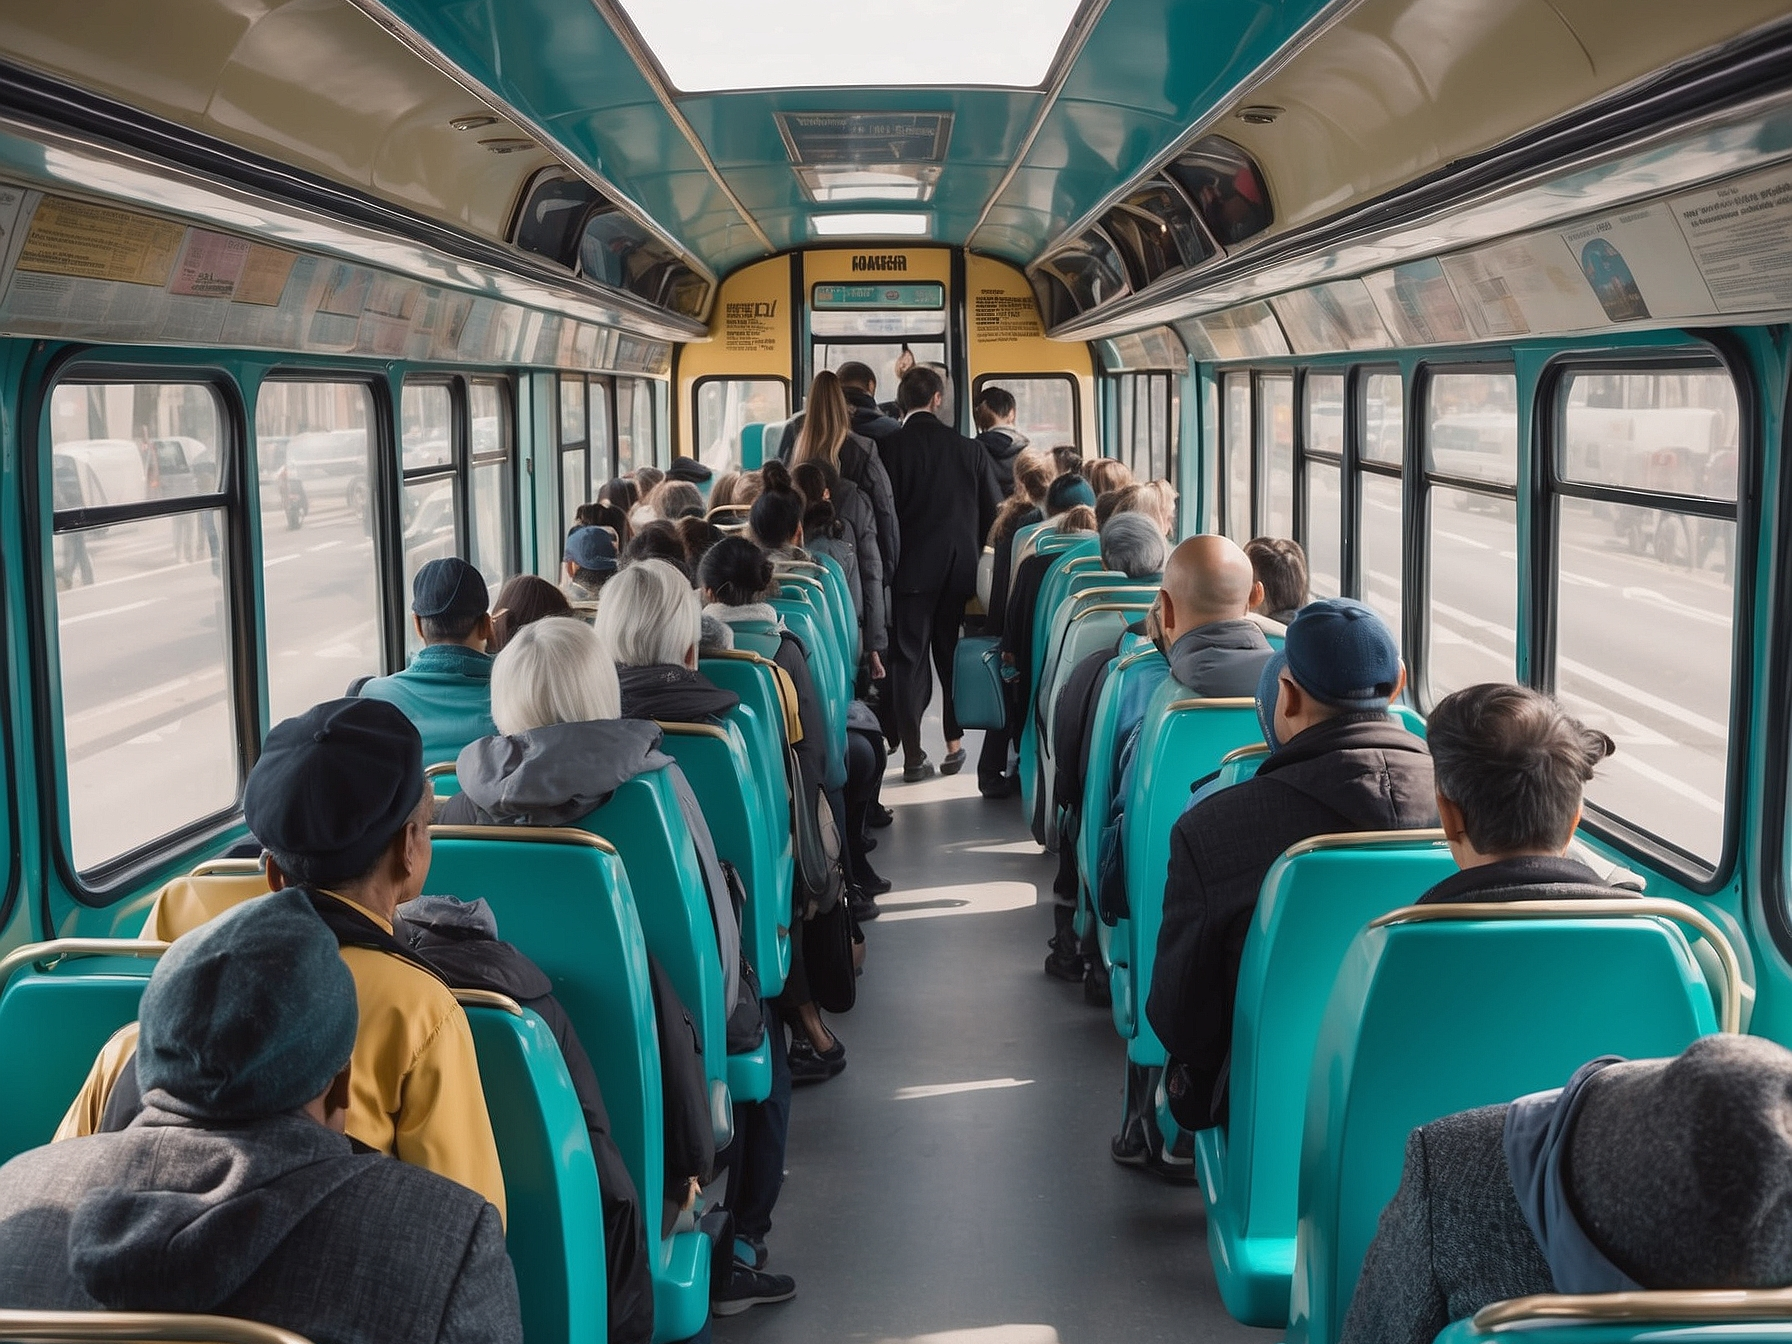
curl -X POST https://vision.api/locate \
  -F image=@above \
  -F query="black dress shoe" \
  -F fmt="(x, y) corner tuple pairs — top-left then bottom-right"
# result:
(854, 864), (892, 896)
(902, 757), (934, 783)
(940, 747), (966, 775)
(868, 804), (894, 828)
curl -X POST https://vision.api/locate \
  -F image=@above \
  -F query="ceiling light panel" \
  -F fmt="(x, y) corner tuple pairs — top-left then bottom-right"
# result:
(811, 213), (931, 237)
(617, 0), (1084, 92)
(796, 165), (941, 203)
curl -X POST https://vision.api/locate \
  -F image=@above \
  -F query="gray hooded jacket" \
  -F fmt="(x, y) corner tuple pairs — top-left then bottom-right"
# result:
(1167, 619), (1276, 698)
(0, 1103), (519, 1344)
(438, 718), (742, 1012)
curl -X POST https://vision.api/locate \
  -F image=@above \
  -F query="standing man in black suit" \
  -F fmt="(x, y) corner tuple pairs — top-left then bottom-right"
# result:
(879, 365), (1003, 781)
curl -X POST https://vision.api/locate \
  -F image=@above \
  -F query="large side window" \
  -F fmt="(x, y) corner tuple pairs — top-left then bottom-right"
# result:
(468, 379), (514, 590)
(257, 379), (380, 725)
(1222, 371), (1252, 541)
(1554, 365), (1738, 865)
(1356, 370), (1405, 642)
(978, 374), (1078, 456)
(1258, 372), (1294, 537)
(1302, 371), (1344, 597)
(49, 378), (238, 873)
(617, 377), (655, 473)
(559, 374), (589, 535)
(399, 380), (459, 653)
(1423, 369), (1518, 702)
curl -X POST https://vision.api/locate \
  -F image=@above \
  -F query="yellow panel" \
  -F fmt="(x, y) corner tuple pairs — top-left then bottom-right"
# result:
(965, 252), (1096, 448)
(802, 246), (953, 286)
(675, 253), (792, 457)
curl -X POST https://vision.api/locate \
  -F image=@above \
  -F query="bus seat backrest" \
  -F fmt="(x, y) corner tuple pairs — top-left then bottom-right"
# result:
(1119, 689), (1261, 1064)
(1289, 905), (1725, 1344)
(1429, 1297), (1792, 1343)
(739, 423), (766, 470)
(722, 618), (783, 661)
(655, 720), (790, 998)
(1390, 703), (1426, 738)
(576, 776), (729, 1110)
(1200, 833), (1456, 1328)
(462, 996), (607, 1344)
(0, 945), (162, 1162)
(1008, 520), (1051, 585)
(1078, 644), (1168, 920)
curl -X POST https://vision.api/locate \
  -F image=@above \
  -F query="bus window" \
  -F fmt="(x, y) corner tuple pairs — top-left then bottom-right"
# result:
(468, 379), (513, 590)
(50, 379), (236, 874)
(1357, 371), (1404, 641)
(1303, 371), (1345, 597)
(1424, 370), (1518, 701)
(559, 375), (588, 534)
(975, 375), (1076, 455)
(696, 378), (788, 470)
(1553, 366), (1738, 864)
(1258, 373), (1293, 538)
(1222, 372), (1251, 541)
(257, 379), (380, 727)
(400, 381), (460, 653)
(617, 377), (654, 473)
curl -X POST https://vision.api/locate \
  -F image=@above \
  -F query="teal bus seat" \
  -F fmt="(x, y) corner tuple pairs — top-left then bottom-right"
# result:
(781, 557), (857, 670)
(1196, 832), (1456, 1328)
(656, 720), (790, 1003)
(1215, 742), (1270, 790)
(1077, 640), (1166, 960)
(0, 941), (162, 1163)
(721, 617), (783, 661)
(739, 422), (766, 470)
(1006, 519), (1052, 585)
(700, 651), (798, 832)
(768, 593), (847, 792)
(1432, 1290), (1792, 1343)
(424, 827), (711, 1344)
(577, 776), (733, 1147)
(1287, 900), (1738, 1344)
(1113, 689), (1261, 1058)
(1391, 703), (1426, 737)
(776, 569), (852, 677)
(462, 992), (608, 1344)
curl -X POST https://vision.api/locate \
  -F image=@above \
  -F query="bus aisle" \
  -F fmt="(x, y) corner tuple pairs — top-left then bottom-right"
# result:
(715, 686), (1277, 1344)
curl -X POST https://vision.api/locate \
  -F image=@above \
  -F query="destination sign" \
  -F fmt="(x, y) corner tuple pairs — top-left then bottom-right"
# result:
(812, 282), (944, 311)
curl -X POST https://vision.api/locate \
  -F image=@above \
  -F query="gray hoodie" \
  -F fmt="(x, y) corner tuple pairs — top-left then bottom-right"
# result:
(1167, 618), (1276, 698)
(0, 1103), (519, 1343)
(439, 718), (742, 1011)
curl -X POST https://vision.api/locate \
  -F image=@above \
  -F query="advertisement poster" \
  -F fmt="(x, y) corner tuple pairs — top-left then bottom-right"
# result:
(1361, 258), (1474, 346)
(1561, 202), (1712, 321)
(1672, 166), (1792, 312)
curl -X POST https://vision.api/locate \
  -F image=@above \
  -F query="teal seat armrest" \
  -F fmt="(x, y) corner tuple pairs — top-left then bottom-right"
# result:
(727, 1028), (772, 1104)
(654, 1229), (712, 1342)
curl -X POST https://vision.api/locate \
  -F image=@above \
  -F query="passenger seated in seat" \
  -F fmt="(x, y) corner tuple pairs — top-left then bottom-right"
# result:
(601, 558), (742, 724)
(563, 525), (620, 604)
(1044, 514), (1168, 981)
(1418, 682), (1617, 905)
(357, 557), (498, 766)
(1145, 600), (1435, 1138)
(623, 519), (693, 579)
(999, 471), (1098, 697)
(490, 574), (574, 653)
(59, 699), (508, 1220)
(1343, 1034), (1792, 1344)
(978, 448), (1056, 798)
(0, 889), (522, 1343)
(1244, 536), (1308, 633)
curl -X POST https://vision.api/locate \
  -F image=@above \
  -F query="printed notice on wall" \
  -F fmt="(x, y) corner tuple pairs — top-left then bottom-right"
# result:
(170, 230), (299, 306)
(15, 197), (184, 286)
(971, 288), (1041, 344)
(1672, 167), (1792, 312)
(722, 297), (780, 353)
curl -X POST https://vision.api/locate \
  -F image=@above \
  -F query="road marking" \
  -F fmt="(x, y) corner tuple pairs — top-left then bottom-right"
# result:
(1434, 528), (1491, 550)
(264, 553), (301, 567)
(1619, 585), (1730, 629)
(1557, 656), (1729, 739)
(307, 540), (343, 553)
(1603, 753), (1725, 816)
(60, 598), (155, 627)
(1559, 570), (1609, 589)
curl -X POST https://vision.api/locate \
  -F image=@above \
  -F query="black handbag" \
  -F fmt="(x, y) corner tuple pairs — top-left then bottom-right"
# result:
(802, 899), (857, 1014)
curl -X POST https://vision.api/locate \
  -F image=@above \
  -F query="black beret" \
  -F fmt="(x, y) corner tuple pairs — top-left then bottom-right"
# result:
(412, 557), (489, 620)
(244, 698), (424, 880)
(667, 455), (713, 484)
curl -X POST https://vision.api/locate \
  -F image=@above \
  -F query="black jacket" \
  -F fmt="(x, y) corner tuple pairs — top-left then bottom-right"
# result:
(984, 506), (1042, 638)
(1419, 855), (1615, 905)
(403, 911), (655, 1344)
(976, 426), (1029, 496)
(842, 387), (901, 441)
(775, 416), (900, 579)
(879, 411), (1003, 596)
(617, 664), (739, 725)
(1147, 712), (1437, 1127)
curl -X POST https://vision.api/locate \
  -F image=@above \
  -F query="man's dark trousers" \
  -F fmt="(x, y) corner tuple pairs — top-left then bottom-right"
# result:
(891, 587), (967, 762)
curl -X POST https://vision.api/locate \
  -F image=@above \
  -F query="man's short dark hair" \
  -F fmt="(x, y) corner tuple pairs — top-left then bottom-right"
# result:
(572, 566), (615, 591)
(896, 365), (945, 414)
(1428, 683), (1616, 855)
(976, 386), (1016, 420)
(1246, 536), (1309, 616)
(836, 361), (876, 393)
(419, 611), (483, 644)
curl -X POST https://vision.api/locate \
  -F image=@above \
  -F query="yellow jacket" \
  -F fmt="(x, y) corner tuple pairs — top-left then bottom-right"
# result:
(59, 874), (507, 1223)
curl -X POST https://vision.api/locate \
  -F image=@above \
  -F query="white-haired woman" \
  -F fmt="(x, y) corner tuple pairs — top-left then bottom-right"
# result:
(595, 559), (741, 723)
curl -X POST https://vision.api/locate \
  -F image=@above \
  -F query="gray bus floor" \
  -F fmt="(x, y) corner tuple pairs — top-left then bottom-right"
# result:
(714, 694), (1280, 1344)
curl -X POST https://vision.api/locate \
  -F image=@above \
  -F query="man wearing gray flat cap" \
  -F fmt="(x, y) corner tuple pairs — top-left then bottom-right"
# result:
(1343, 1033), (1792, 1343)
(0, 889), (522, 1344)
(358, 556), (498, 766)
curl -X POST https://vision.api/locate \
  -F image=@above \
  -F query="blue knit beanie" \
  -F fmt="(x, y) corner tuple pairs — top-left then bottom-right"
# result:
(137, 888), (357, 1121)
(1046, 473), (1096, 514)
(1282, 598), (1401, 711)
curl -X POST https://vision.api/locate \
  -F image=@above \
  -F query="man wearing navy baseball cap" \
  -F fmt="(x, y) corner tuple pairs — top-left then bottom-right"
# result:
(357, 556), (498, 765)
(1146, 598), (1437, 1134)
(563, 524), (619, 605)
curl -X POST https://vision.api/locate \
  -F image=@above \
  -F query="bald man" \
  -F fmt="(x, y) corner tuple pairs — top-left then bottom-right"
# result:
(1145, 599), (1435, 1140)
(1152, 534), (1275, 696)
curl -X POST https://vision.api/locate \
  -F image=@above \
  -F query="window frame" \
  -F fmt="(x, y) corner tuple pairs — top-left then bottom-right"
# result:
(1415, 360), (1520, 710)
(973, 372), (1079, 454)
(29, 354), (258, 899)
(1537, 346), (1754, 891)
(467, 375), (518, 585)
(1219, 369), (1253, 541)
(1295, 365), (1347, 598)
(1349, 363), (1406, 628)
(691, 374), (792, 470)
(1254, 369), (1295, 538)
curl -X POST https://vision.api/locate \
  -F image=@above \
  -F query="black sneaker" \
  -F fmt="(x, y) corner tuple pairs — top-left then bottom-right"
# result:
(712, 1261), (796, 1316)
(902, 757), (935, 783)
(1083, 959), (1112, 1008)
(854, 866), (893, 896)
(848, 890), (881, 922)
(1044, 940), (1085, 983)
(868, 804), (894, 828)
